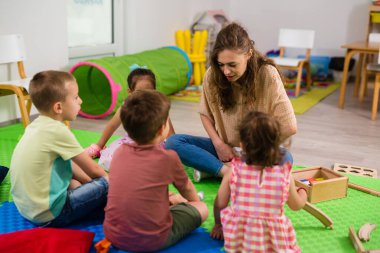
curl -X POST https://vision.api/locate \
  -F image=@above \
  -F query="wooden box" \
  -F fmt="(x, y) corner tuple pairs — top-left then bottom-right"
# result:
(292, 166), (348, 203)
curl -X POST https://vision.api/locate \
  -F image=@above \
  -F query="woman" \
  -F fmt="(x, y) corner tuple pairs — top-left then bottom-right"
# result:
(166, 23), (297, 180)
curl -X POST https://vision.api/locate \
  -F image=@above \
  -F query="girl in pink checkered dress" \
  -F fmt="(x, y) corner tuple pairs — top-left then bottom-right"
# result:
(211, 112), (307, 252)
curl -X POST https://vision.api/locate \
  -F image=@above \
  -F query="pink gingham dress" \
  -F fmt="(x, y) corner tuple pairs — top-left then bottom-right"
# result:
(221, 158), (300, 253)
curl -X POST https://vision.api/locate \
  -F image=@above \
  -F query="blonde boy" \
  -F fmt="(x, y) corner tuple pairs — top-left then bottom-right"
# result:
(10, 70), (108, 227)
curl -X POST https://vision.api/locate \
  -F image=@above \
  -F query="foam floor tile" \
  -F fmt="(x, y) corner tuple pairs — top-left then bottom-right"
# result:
(0, 202), (224, 253)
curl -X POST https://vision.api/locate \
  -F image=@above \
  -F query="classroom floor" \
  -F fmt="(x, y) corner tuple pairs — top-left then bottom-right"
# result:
(71, 82), (380, 177)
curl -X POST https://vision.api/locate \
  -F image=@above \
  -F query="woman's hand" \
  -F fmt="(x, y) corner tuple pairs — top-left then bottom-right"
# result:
(210, 224), (224, 240)
(215, 141), (234, 162)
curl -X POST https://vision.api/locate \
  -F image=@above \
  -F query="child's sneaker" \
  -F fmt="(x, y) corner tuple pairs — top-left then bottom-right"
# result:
(197, 191), (204, 201)
(193, 169), (212, 182)
(85, 144), (101, 159)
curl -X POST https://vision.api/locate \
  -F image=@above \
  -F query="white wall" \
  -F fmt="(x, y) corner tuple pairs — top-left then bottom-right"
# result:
(0, 0), (373, 124)
(229, 0), (369, 57)
(123, 0), (229, 54)
(0, 0), (68, 124)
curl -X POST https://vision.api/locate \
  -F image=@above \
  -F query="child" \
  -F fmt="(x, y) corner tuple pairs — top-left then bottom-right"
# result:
(10, 70), (108, 227)
(103, 90), (208, 252)
(85, 68), (175, 161)
(211, 111), (307, 252)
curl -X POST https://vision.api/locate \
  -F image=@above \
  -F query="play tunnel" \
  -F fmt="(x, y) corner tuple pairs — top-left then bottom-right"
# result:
(69, 46), (192, 119)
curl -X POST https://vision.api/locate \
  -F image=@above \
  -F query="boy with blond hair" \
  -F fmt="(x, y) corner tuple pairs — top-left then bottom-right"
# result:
(103, 90), (208, 252)
(10, 70), (108, 227)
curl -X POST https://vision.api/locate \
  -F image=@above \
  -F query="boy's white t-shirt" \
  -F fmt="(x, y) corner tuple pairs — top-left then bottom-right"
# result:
(10, 115), (83, 224)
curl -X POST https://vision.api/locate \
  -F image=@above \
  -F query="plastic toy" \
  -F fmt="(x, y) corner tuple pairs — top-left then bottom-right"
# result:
(69, 46), (192, 119)
(175, 29), (208, 85)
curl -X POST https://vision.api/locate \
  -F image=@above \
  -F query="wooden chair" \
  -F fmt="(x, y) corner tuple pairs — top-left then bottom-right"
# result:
(371, 72), (380, 120)
(361, 49), (380, 120)
(271, 29), (315, 97)
(0, 34), (32, 128)
(359, 33), (380, 103)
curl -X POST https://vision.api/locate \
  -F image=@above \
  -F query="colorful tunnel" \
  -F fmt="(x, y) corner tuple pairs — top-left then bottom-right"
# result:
(69, 46), (192, 119)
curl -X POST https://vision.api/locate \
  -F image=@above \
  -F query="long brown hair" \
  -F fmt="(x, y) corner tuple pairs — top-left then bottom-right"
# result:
(209, 22), (278, 111)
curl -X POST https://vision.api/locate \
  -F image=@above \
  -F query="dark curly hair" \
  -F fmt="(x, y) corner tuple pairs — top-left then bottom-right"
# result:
(209, 22), (279, 111)
(239, 111), (282, 166)
(127, 68), (156, 91)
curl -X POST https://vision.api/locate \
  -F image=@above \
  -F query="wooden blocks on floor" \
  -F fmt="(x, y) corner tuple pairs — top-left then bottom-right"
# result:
(333, 163), (378, 178)
(293, 166), (348, 203)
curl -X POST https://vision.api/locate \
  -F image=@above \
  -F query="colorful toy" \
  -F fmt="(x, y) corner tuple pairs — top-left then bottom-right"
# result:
(69, 46), (192, 119)
(175, 29), (208, 85)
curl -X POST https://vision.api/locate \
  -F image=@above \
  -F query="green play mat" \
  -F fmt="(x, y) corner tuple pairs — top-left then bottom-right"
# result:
(1, 123), (379, 252)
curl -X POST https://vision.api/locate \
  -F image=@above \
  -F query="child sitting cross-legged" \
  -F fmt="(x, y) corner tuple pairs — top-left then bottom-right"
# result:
(211, 111), (307, 253)
(103, 90), (208, 252)
(85, 68), (175, 165)
(10, 70), (108, 227)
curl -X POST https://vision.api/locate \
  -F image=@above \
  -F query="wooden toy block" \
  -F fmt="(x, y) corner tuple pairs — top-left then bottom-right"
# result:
(292, 166), (348, 203)
(333, 163), (378, 178)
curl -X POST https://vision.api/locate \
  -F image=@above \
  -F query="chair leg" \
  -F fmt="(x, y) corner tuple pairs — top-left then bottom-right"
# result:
(372, 74), (380, 120)
(0, 85), (31, 128)
(14, 88), (31, 128)
(295, 66), (303, 97)
(354, 53), (364, 97)
(306, 62), (312, 91)
(359, 68), (368, 102)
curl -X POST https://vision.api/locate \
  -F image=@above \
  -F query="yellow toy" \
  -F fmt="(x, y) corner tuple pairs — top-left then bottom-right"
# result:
(175, 29), (208, 85)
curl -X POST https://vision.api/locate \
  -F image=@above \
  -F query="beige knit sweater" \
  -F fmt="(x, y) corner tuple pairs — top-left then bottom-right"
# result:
(199, 65), (297, 147)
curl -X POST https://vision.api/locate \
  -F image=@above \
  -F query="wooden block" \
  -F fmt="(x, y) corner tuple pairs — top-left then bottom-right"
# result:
(293, 166), (348, 203)
(333, 163), (378, 178)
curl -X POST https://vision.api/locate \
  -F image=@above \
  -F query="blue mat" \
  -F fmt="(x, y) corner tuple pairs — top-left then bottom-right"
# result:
(0, 202), (223, 253)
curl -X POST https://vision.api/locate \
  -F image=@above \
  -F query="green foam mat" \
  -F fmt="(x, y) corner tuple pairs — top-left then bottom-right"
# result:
(1, 123), (380, 252)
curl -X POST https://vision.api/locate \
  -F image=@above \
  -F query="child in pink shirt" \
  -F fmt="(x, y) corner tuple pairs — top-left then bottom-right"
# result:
(211, 111), (307, 252)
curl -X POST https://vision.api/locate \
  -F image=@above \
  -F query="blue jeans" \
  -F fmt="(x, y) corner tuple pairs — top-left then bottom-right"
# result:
(165, 134), (293, 176)
(44, 176), (108, 227)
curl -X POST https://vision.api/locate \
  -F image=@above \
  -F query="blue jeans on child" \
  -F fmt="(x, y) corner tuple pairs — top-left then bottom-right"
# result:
(44, 176), (108, 227)
(165, 134), (293, 176)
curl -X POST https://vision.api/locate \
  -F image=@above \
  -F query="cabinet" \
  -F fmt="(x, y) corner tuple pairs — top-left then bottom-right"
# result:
(367, 5), (380, 41)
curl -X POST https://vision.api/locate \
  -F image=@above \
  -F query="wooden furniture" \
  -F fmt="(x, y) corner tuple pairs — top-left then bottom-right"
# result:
(271, 29), (315, 97)
(0, 34), (32, 128)
(358, 47), (380, 120)
(359, 34), (380, 102)
(338, 41), (380, 109)
(292, 166), (348, 203)
(372, 74), (380, 120)
(367, 5), (380, 40)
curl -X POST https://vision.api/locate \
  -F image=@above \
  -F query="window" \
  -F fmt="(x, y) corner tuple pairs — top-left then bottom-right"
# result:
(67, 0), (123, 61)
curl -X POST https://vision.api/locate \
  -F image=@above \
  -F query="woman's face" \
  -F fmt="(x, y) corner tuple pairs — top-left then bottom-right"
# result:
(217, 49), (251, 82)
